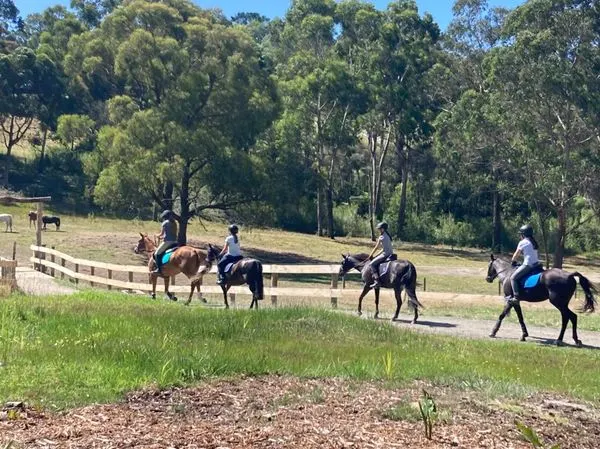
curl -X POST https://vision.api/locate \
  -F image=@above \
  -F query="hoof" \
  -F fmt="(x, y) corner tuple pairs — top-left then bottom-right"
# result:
(523, 332), (529, 338)
(410, 320), (417, 325)
(488, 333), (496, 338)
(374, 313), (379, 320)
(200, 297), (207, 304)
(357, 311), (362, 316)
(575, 339), (583, 348)
(150, 294), (156, 300)
(555, 340), (564, 347)
(520, 336), (527, 342)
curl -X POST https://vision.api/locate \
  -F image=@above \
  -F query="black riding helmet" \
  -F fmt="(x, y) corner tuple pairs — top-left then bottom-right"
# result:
(160, 210), (173, 221)
(229, 224), (239, 234)
(519, 224), (533, 238)
(376, 221), (388, 230)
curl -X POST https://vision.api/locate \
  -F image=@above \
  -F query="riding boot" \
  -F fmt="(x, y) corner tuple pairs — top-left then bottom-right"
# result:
(370, 270), (381, 289)
(152, 255), (162, 274)
(216, 273), (225, 285)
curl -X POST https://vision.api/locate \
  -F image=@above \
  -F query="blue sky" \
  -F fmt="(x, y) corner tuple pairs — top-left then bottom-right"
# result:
(15, 0), (524, 30)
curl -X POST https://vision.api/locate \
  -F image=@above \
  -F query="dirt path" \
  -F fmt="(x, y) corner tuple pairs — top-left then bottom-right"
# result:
(15, 267), (76, 296)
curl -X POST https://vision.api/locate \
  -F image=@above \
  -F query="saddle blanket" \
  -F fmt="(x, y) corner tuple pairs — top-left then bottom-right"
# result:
(378, 262), (391, 277)
(160, 247), (178, 265)
(224, 262), (234, 273)
(523, 272), (543, 289)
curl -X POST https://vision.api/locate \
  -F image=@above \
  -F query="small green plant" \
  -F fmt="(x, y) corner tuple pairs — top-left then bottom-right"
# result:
(515, 421), (560, 449)
(418, 390), (437, 440)
(382, 351), (395, 380)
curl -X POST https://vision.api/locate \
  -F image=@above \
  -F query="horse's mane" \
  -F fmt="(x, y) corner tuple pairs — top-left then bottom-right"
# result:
(348, 253), (370, 262)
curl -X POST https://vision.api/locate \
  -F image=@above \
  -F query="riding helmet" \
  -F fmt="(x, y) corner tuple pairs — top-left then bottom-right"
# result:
(376, 221), (388, 230)
(519, 224), (533, 237)
(160, 210), (173, 220)
(229, 224), (239, 234)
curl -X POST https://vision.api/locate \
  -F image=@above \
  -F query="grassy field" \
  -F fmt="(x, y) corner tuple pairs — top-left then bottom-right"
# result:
(1, 292), (599, 410)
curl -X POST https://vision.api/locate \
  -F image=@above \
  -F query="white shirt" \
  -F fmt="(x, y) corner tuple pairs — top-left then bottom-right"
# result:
(225, 235), (241, 257)
(378, 233), (393, 256)
(517, 238), (539, 266)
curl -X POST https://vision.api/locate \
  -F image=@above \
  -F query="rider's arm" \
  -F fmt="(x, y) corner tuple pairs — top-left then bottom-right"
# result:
(218, 242), (229, 258)
(368, 239), (382, 259)
(511, 248), (522, 263)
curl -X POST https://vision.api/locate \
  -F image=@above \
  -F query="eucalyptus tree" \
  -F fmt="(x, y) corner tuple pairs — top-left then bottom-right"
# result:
(488, 0), (600, 267)
(71, 0), (278, 241)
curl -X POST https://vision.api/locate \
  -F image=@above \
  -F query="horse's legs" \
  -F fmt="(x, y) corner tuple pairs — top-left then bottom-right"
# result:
(222, 285), (229, 309)
(513, 303), (529, 341)
(568, 309), (582, 347)
(392, 287), (403, 322)
(150, 274), (158, 300)
(164, 276), (177, 301)
(489, 301), (512, 338)
(357, 285), (371, 316)
(548, 293), (570, 345)
(374, 288), (381, 319)
(186, 280), (196, 306)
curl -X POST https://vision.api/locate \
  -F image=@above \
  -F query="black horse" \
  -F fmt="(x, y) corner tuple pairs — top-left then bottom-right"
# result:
(486, 255), (597, 346)
(42, 215), (61, 230)
(205, 244), (264, 309)
(339, 253), (422, 323)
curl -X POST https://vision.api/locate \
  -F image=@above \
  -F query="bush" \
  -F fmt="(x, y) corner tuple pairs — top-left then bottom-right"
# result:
(434, 214), (475, 249)
(333, 204), (370, 237)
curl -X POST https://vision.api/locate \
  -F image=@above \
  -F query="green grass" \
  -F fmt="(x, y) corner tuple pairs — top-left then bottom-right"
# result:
(1, 292), (599, 410)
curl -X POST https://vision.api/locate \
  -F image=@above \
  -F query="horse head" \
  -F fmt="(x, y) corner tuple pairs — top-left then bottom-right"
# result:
(486, 254), (511, 283)
(338, 253), (362, 279)
(206, 243), (219, 264)
(134, 233), (154, 254)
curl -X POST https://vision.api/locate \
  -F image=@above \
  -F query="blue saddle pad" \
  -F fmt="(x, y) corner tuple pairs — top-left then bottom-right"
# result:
(161, 247), (177, 265)
(523, 273), (542, 289)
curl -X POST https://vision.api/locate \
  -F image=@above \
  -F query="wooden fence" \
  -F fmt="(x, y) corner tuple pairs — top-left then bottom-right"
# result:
(0, 257), (17, 291)
(29, 245), (382, 307)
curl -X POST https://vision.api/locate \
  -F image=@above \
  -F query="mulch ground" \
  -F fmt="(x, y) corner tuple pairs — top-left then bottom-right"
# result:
(2, 376), (599, 448)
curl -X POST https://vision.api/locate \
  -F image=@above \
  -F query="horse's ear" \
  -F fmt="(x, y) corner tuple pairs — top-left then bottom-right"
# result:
(140, 233), (144, 238)
(490, 254), (495, 261)
(341, 254), (346, 259)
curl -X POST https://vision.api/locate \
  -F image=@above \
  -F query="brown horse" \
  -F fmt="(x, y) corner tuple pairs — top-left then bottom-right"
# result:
(134, 233), (209, 305)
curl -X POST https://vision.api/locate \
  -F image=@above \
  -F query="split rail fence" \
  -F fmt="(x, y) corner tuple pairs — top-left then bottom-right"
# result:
(0, 257), (17, 291)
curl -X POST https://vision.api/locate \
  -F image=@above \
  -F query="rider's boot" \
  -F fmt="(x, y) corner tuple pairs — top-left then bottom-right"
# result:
(216, 272), (225, 285)
(152, 254), (162, 275)
(369, 270), (381, 289)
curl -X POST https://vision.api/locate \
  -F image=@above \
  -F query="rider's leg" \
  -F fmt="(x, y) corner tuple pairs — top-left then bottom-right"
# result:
(369, 254), (387, 288)
(152, 241), (170, 274)
(509, 264), (533, 301)
(217, 256), (231, 284)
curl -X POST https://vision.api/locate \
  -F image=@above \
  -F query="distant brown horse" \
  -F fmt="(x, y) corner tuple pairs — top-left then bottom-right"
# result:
(134, 233), (209, 304)
(28, 211), (37, 228)
(28, 211), (61, 230)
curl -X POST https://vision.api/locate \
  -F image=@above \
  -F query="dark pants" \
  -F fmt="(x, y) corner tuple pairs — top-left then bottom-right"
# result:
(510, 264), (535, 298)
(218, 255), (244, 279)
(370, 253), (389, 278)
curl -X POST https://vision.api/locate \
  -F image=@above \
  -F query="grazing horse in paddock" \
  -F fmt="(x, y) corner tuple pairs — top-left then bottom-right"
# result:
(205, 244), (264, 309)
(0, 214), (13, 232)
(42, 215), (60, 230)
(134, 233), (209, 304)
(338, 253), (422, 323)
(486, 255), (597, 346)
(28, 211), (37, 228)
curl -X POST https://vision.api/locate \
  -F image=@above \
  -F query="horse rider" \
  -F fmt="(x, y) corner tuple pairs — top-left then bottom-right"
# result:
(216, 224), (243, 285)
(507, 224), (541, 303)
(368, 221), (394, 288)
(153, 210), (178, 274)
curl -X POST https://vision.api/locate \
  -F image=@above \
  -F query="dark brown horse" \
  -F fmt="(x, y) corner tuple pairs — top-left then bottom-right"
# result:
(134, 233), (209, 305)
(486, 255), (597, 346)
(206, 244), (264, 309)
(338, 253), (422, 323)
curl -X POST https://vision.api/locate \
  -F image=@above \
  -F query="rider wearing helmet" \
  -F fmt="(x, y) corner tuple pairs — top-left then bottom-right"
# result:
(507, 224), (541, 302)
(216, 224), (244, 285)
(367, 221), (394, 288)
(153, 210), (178, 274)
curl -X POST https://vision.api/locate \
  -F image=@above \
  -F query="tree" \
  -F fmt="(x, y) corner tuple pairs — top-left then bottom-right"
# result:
(75, 0), (278, 242)
(70, 0), (121, 28)
(0, 0), (21, 51)
(57, 114), (94, 151)
(488, 0), (600, 267)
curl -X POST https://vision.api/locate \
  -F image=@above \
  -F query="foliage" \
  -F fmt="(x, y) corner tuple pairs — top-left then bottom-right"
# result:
(418, 389), (437, 440)
(515, 421), (561, 449)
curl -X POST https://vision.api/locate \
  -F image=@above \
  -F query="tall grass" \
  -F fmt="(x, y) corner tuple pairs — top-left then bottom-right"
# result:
(1, 292), (599, 409)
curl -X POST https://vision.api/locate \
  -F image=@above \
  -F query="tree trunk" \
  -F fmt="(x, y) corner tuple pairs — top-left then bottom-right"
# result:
(553, 205), (566, 268)
(396, 138), (408, 237)
(326, 156), (335, 239)
(177, 165), (191, 244)
(492, 188), (501, 253)
(37, 126), (48, 173)
(164, 181), (174, 210)
(316, 185), (324, 236)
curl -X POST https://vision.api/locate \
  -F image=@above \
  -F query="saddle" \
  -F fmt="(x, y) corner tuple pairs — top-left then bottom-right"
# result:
(220, 256), (244, 280)
(521, 264), (544, 289)
(156, 245), (180, 266)
(376, 254), (398, 277)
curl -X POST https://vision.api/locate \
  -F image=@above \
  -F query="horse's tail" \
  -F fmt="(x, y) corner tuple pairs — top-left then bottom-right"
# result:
(401, 262), (423, 310)
(572, 272), (597, 313)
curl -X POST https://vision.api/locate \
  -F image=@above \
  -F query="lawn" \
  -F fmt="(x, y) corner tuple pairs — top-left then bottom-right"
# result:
(1, 292), (599, 409)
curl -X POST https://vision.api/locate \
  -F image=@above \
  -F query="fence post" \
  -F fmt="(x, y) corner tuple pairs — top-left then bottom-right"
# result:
(128, 271), (133, 293)
(270, 273), (278, 307)
(40, 245), (47, 274)
(107, 269), (113, 290)
(74, 264), (79, 285)
(50, 246), (55, 277)
(423, 277), (427, 292)
(12, 241), (16, 261)
(61, 258), (65, 280)
(90, 266), (95, 287)
(330, 274), (338, 309)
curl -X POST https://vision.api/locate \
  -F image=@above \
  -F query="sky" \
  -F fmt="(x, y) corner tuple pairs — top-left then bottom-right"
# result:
(15, 0), (525, 30)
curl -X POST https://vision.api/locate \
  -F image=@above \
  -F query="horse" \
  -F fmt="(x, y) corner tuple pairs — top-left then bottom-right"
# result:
(486, 254), (597, 346)
(42, 215), (60, 230)
(134, 233), (210, 304)
(338, 253), (422, 323)
(28, 211), (37, 228)
(0, 214), (13, 232)
(205, 244), (264, 309)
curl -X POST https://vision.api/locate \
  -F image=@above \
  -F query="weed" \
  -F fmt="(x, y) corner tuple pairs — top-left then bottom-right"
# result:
(418, 390), (437, 440)
(515, 421), (560, 449)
